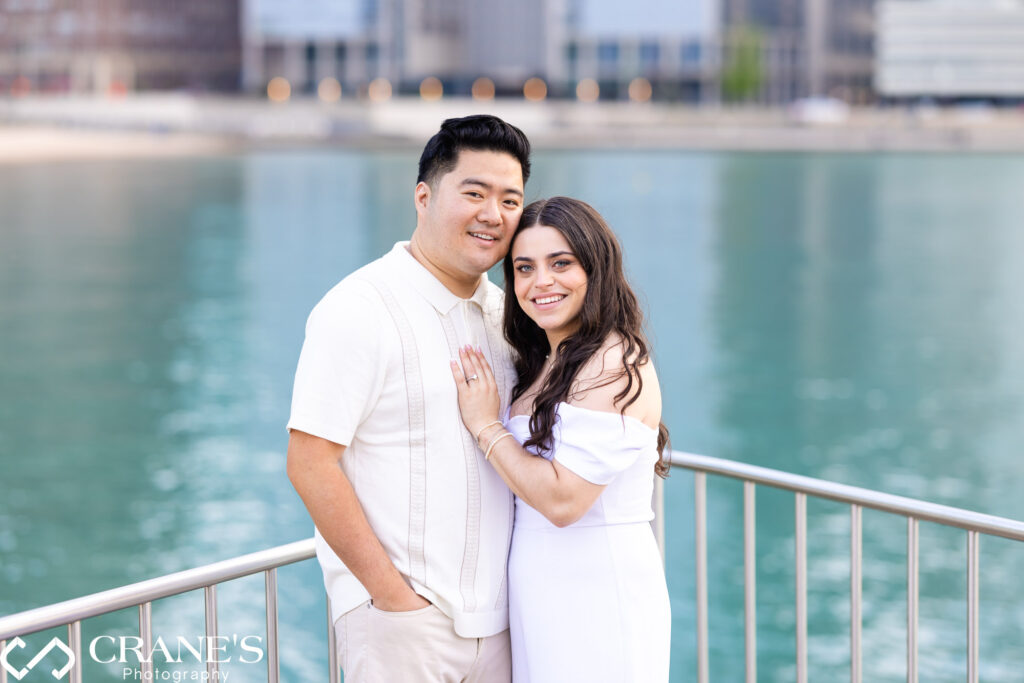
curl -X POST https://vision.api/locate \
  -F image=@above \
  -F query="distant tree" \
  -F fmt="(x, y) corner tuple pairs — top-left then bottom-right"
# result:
(722, 25), (763, 103)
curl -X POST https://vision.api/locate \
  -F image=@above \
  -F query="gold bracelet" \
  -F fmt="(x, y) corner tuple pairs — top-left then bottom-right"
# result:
(474, 419), (503, 442)
(484, 431), (515, 461)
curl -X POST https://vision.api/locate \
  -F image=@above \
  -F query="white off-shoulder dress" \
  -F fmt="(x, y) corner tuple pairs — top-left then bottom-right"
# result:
(505, 402), (671, 683)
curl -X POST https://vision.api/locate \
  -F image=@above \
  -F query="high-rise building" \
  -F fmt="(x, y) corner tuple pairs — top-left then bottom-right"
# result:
(0, 0), (241, 94)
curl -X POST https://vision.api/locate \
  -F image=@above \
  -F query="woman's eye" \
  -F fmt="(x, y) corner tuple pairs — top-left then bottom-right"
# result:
(515, 265), (533, 274)
(553, 260), (571, 268)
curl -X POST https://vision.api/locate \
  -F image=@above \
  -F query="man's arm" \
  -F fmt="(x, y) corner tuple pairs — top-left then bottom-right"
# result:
(286, 429), (429, 612)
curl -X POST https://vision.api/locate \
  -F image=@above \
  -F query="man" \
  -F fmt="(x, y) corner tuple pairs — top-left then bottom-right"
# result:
(287, 115), (531, 682)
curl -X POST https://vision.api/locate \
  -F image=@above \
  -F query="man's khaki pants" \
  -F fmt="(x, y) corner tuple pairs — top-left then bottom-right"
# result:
(334, 601), (511, 683)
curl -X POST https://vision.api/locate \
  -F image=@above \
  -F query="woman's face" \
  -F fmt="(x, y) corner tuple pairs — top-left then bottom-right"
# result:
(510, 225), (589, 344)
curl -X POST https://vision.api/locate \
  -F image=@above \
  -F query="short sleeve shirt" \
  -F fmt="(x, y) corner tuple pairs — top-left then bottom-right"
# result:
(288, 242), (516, 638)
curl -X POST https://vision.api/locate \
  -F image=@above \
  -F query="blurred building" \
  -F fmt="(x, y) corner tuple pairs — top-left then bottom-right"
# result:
(553, 0), (718, 101)
(243, 0), (877, 104)
(0, 0), (887, 103)
(876, 0), (1024, 100)
(722, 0), (875, 104)
(243, 0), (550, 96)
(243, 0), (718, 101)
(0, 0), (240, 94)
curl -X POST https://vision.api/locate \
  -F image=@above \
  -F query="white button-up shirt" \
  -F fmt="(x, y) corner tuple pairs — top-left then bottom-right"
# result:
(288, 242), (516, 637)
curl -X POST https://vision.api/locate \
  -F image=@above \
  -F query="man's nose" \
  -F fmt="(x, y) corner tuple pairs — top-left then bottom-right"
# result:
(477, 198), (501, 225)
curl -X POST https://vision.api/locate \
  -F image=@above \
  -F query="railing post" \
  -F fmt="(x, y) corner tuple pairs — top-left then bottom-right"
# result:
(795, 492), (807, 683)
(204, 585), (219, 680)
(907, 518), (918, 683)
(744, 481), (757, 683)
(139, 602), (153, 681)
(327, 598), (340, 683)
(967, 531), (979, 683)
(266, 568), (280, 683)
(0, 639), (6, 683)
(850, 505), (862, 683)
(695, 471), (709, 683)
(67, 622), (82, 683)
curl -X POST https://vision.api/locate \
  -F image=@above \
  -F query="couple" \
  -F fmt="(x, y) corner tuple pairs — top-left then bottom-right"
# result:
(287, 115), (671, 682)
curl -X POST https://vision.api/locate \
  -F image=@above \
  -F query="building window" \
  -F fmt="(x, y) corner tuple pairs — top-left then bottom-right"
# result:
(366, 42), (379, 63)
(305, 42), (317, 91)
(598, 42), (618, 66)
(566, 42), (578, 66)
(682, 41), (702, 66)
(640, 42), (660, 69)
(335, 43), (347, 78)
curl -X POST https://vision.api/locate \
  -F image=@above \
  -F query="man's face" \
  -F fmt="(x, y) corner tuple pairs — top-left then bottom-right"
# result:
(414, 149), (525, 291)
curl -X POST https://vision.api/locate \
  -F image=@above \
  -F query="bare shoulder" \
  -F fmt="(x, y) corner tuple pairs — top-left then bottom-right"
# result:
(569, 334), (662, 429)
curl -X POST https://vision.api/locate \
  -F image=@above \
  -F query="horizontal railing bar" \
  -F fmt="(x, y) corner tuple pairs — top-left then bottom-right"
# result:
(0, 539), (315, 640)
(668, 451), (1024, 541)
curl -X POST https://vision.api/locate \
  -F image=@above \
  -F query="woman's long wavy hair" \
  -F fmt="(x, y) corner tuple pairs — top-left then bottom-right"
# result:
(502, 197), (670, 477)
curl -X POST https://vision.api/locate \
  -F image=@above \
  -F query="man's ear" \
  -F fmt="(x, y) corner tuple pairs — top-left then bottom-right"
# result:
(414, 181), (431, 215)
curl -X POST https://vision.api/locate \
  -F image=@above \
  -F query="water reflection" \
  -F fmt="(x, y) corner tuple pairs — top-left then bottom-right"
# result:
(707, 152), (1024, 682)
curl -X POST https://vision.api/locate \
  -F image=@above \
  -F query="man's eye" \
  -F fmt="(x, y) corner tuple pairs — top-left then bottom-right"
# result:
(504, 200), (520, 208)
(466, 192), (483, 198)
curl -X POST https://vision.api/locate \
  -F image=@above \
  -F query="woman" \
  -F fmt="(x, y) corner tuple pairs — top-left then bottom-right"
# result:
(450, 196), (671, 683)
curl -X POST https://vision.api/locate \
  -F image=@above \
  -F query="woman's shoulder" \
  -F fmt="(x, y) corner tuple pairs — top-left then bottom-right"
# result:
(568, 334), (661, 429)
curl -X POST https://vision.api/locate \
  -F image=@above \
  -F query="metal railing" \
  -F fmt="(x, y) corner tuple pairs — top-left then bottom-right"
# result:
(3, 452), (1024, 683)
(668, 451), (1024, 683)
(0, 539), (331, 683)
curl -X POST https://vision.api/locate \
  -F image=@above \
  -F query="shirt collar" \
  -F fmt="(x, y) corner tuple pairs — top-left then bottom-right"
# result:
(386, 242), (494, 314)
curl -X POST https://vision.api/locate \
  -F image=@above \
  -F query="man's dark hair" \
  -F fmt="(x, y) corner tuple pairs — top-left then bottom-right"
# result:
(417, 114), (531, 188)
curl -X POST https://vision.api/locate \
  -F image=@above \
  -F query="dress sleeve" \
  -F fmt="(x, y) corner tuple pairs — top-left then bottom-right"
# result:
(551, 404), (657, 485)
(286, 280), (388, 447)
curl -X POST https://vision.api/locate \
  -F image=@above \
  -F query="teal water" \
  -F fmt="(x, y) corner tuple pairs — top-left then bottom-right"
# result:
(2, 150), (1024, 681)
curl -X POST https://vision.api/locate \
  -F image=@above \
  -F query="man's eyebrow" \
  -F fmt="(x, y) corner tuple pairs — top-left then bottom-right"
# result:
(460, 178), (524, 198)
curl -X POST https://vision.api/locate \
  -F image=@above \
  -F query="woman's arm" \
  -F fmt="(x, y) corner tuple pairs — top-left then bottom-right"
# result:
(451, 346), (604, 527)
